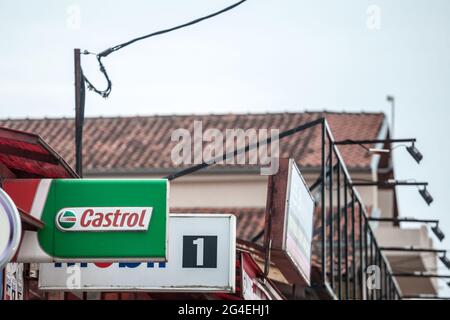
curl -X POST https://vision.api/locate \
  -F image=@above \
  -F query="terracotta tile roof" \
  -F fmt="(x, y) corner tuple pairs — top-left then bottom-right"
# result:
(0, 112), (385, 173)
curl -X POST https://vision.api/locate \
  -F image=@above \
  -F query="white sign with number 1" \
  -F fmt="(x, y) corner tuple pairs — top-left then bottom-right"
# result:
(39, 214), (236, 292)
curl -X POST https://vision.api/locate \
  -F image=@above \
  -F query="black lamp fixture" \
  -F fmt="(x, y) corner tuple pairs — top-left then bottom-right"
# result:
(369, 217), (444, 242)
(419, 186), (433, 206)
(334, 138), (423, 164)
(406, 142), (423, 164)
(352, 180), (433, 206)
(431, 223), (445, 242)
(440, 253), (450, 270)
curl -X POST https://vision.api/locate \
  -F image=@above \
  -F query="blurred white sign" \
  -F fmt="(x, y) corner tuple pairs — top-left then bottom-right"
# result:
(39, 214), (236, 292)
(285, 160), (314, 284)
(0, 189), (21, 270)
(4, 263), (24, 300)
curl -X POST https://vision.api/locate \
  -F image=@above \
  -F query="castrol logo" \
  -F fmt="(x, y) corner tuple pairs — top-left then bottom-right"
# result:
(55, 207), (153, 232)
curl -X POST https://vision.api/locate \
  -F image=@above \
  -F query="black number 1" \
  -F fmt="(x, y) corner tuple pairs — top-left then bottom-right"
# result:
(182, 235), (218, 268)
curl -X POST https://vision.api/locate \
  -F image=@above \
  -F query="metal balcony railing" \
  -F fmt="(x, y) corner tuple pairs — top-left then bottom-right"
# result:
(313, 119), (402, 300)
(167, 117), (403, 300)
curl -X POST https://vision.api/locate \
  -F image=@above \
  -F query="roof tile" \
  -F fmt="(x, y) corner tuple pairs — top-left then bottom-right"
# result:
(0, 112), (385, 172)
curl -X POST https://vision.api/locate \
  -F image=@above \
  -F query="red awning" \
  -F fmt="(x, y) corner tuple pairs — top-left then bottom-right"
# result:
(18, 208), (44, 231)
(0, 126), (78, 231)
(0, 126), (78, 178)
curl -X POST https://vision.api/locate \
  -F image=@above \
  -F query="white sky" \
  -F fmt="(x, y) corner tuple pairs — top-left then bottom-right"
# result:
(1, 0), (450, 296)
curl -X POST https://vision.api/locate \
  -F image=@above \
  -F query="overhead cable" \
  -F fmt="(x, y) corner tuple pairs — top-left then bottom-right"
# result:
(82, 0), (248, 98)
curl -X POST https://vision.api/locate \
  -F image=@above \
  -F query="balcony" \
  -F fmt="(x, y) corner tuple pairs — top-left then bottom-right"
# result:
(374, 225), (438, 295)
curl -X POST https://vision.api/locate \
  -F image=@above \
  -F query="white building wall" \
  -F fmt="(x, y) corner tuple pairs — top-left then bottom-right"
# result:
(86, 170), (379, 210)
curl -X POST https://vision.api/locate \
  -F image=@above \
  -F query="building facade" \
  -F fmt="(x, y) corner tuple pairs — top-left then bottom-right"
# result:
(0, 111), (439, 298)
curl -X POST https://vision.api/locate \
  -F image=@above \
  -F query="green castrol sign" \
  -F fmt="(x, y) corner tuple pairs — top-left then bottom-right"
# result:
(2, 179), (169, 262)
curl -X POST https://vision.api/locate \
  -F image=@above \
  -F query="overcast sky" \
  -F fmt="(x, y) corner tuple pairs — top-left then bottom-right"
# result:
(1, 0), (450, 296)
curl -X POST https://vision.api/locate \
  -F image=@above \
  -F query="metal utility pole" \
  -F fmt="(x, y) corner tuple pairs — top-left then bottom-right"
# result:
(74, 48), (84, 177)
(386, 95), (395, 136)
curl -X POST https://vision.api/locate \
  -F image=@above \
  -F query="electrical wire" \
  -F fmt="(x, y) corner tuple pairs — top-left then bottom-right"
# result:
(391, 144), (408, 151)
(82, 54), (112, 98)
(82, 0), (248, 98)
